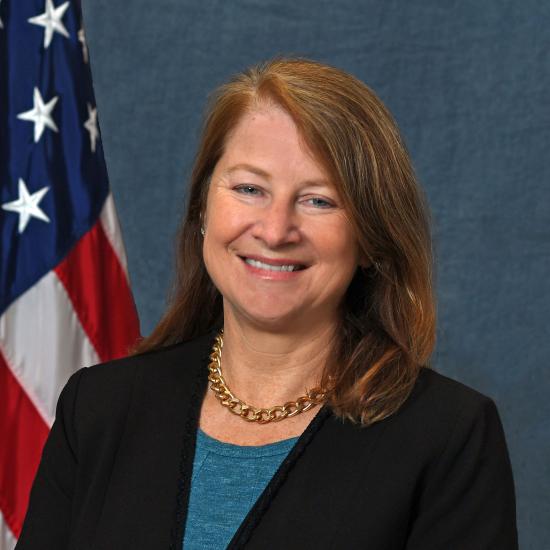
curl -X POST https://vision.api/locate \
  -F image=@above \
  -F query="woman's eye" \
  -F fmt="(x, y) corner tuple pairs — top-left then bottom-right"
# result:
(234, 185), (262, 196)
(305, 197), (334, 209)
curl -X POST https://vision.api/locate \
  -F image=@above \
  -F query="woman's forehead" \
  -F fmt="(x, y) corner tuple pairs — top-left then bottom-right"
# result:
(217, 107), (332, 184)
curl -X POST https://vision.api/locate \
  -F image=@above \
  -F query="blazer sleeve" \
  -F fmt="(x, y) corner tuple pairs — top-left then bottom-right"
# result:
(405, 396), (518, 550)
(15, 368), (85, 550)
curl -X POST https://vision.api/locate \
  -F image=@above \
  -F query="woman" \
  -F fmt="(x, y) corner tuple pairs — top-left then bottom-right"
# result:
(17, 59), (518, 549)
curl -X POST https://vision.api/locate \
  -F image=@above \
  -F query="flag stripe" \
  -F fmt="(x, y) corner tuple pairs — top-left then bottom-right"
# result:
(0, 352), (50, 539)
(0, 508), (17, 550)
(99, 193), (130, 276)
(54, 217), (140, 363)
(0, 272), (99, 425)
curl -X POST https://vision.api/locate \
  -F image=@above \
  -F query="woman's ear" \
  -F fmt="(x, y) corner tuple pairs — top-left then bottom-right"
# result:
(199, 205), (206, 237)
(199, 212), (206, 236)
(358, 254), (383, 274)
(357, 249), (373, 270)
(199, 175), (212, 235)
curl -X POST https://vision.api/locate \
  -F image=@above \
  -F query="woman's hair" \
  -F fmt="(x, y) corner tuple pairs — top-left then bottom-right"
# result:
(134, 58), (436, 426)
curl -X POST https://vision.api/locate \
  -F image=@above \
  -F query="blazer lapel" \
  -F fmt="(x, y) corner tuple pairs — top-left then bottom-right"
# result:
(91, 334), (211, 550)
(228, 409), (388, 549)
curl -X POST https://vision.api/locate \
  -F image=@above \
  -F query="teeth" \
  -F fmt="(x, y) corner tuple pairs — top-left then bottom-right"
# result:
(245, 258), (302, 272)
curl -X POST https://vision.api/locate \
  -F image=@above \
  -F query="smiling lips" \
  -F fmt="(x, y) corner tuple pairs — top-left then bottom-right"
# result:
(239, 255), (307, 275)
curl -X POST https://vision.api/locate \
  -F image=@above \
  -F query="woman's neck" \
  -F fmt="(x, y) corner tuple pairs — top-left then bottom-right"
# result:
(218, 311), (337, 409)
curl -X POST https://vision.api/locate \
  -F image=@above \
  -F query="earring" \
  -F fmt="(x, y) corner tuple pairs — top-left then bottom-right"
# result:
(200, 226), (205, 236)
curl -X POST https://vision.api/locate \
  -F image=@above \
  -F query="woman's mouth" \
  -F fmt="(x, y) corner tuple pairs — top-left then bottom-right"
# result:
(239, 256), (307, 273)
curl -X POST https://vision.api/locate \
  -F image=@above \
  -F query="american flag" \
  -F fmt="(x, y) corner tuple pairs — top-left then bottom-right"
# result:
(0, 1), (140, 547)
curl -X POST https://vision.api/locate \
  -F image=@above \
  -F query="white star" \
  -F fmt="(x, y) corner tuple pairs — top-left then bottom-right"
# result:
(0, 0), (4, 30)
(28, 0), (70, 49)
(78, 27), (88, 63)
(17, 87), (59, 143)
(2, 179), (50, 234)
(84, 103), (99, 152)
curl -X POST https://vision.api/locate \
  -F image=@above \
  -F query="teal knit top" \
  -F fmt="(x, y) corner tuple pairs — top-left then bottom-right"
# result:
(182, 428), (299, 549)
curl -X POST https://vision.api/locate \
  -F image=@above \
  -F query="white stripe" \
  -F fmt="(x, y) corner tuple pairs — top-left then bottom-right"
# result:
(99, 193), (130, 276)
(0, 271), (99, 426)
(0, 511), (17, 550)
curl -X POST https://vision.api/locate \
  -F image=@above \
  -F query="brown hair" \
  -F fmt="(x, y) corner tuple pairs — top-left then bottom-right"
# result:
(134, 58), (436, 426)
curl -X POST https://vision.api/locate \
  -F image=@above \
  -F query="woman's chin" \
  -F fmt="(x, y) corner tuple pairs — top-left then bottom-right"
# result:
(230, 304), (308, 333)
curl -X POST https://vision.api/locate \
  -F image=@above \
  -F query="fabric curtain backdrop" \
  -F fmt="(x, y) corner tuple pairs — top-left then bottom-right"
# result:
(82, 1), (549, 549)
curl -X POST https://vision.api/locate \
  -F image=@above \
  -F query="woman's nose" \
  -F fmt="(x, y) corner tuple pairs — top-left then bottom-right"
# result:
(251, 200), (300, 248)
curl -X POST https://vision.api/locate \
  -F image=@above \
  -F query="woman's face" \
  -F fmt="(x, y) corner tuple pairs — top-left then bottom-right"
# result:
(203, 103), (359, 332)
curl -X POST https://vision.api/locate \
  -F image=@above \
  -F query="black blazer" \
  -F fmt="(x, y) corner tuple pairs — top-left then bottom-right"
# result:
(16, 331), (518, 549)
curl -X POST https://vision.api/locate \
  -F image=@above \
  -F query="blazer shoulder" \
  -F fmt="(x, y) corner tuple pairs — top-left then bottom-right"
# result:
(63, 332), (214, 429)
(81, 330), (214, 390)
(395, 366), (504, 448)
(414, 366), (496, 408)
(413, 367), (499, 414)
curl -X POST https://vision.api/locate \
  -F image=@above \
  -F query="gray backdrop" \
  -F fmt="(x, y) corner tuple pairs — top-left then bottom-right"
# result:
(83, 1), (549, 548)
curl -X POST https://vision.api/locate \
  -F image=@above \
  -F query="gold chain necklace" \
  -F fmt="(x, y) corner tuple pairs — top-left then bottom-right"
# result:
(207, 331), (328, 424)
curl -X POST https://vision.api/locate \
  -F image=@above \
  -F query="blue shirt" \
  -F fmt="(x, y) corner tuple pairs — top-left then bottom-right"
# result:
(183, 428), (299, 549)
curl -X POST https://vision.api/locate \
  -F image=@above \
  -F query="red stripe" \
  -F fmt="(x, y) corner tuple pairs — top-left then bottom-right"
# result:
(0, 353), (50, 538)
(54, 221), (141, 362)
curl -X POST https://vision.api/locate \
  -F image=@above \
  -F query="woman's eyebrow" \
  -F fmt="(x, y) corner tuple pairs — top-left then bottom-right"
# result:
(223, 163), (271, 179)
(223, 163), (332, 189)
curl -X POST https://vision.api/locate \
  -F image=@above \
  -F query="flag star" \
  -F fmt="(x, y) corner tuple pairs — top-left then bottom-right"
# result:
(17, 87), (59, 143)
(2, 179), (50, 234)
(0, 0), (4, 30)
(84, 103), (99, 153)
(28, 0), (70, 49)
(78, 27), (89, 63)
